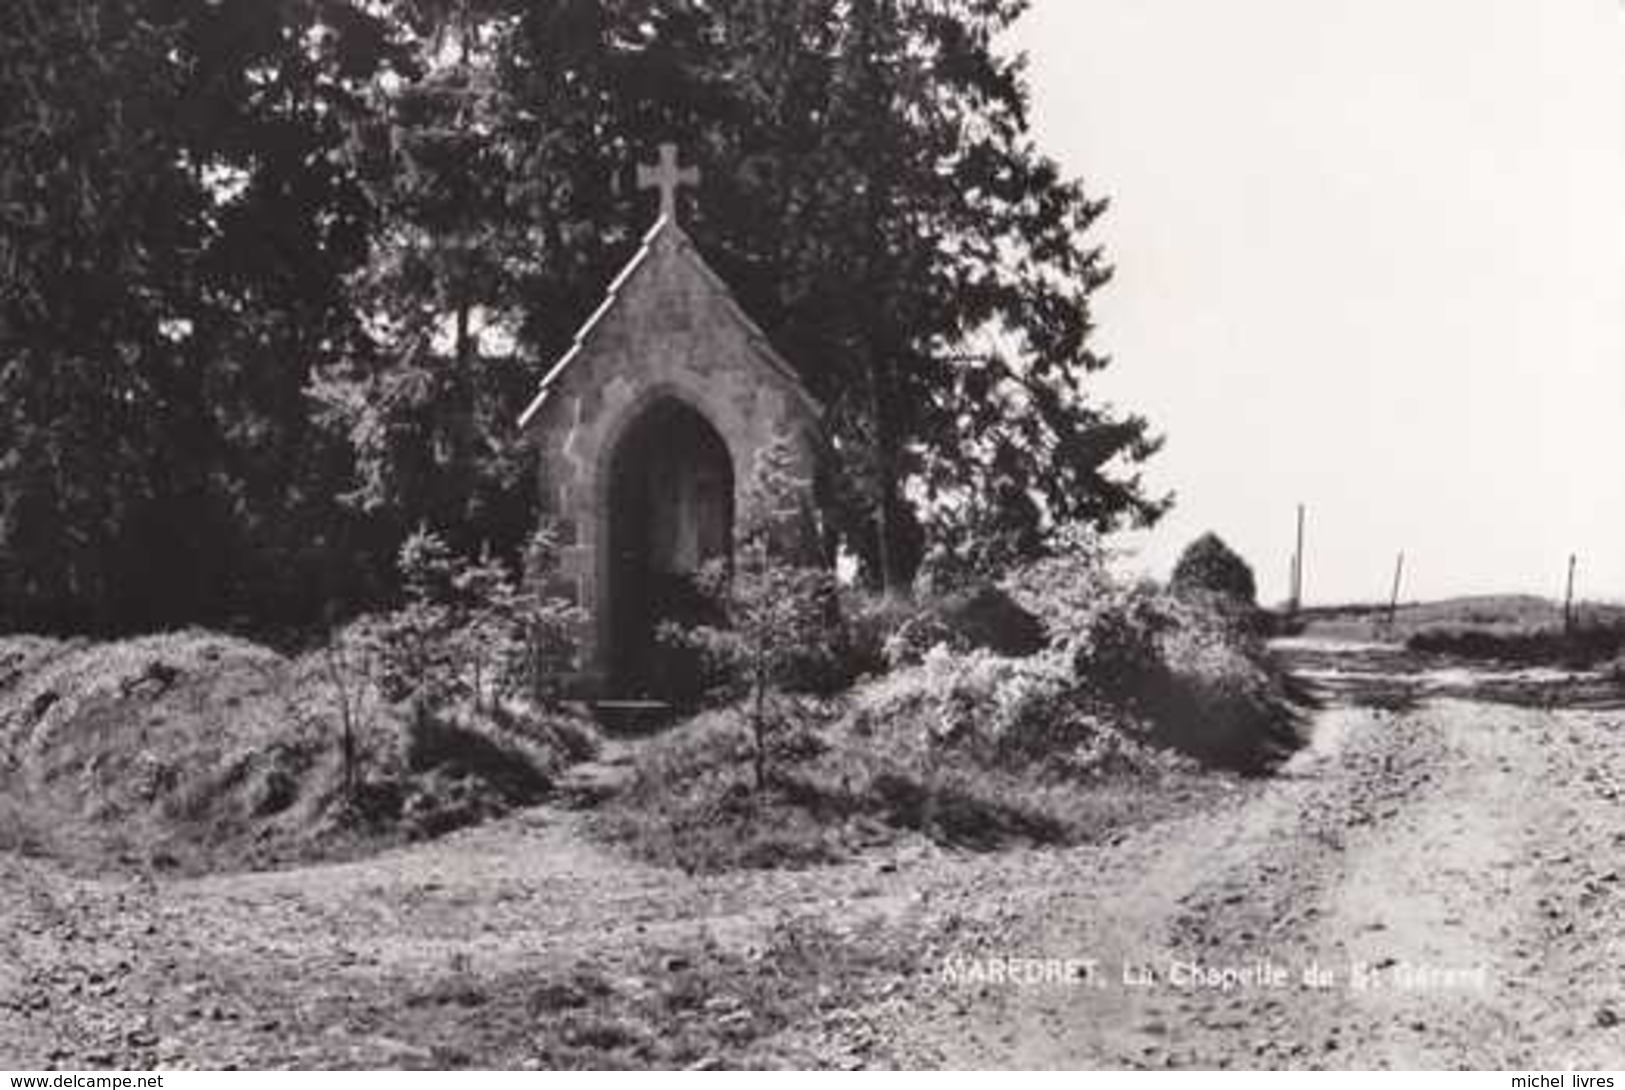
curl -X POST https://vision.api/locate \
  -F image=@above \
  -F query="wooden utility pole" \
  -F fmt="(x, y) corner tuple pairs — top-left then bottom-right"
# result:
(1564, 554), (1577, 637)
(1293, 503), (1306, 610)
(1386, 551), (1405, 631)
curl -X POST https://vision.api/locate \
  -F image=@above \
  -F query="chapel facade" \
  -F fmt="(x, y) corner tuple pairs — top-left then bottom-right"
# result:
(517, 144), (824, 697)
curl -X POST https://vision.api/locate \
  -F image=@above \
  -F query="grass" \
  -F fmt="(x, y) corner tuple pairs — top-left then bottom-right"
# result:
(0, 572), (1304, 881)
(592, 643), (1251, 874)
(592, 708), (878, 872)
(0, 629), (597, 874)
(594, 578), (1311, 875)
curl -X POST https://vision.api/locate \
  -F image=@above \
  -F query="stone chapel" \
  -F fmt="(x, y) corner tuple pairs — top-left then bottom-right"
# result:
(517, 144), (824, 697)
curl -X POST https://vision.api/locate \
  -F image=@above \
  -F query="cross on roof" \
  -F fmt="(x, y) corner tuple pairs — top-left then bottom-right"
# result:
(636, 142), (700, 224)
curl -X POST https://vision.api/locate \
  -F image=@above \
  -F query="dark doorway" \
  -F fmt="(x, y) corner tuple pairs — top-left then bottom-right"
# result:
(606, 399), (734, 696)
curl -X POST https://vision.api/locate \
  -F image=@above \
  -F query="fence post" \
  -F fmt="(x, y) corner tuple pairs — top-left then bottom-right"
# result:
(1386, 551), (1405, 633)
(1564, 554), (1577, 638)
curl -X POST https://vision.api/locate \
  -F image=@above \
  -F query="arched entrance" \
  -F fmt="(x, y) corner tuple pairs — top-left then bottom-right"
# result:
(605, 398), (735, 696)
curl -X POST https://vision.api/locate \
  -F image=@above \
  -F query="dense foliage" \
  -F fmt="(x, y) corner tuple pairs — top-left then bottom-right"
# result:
(1170, 532), (1257, 606)
(1, 0), (396, 631)
(2, 0), (1166, 635)
(660, 436), (841, 788)
(363, 523), (581, 719)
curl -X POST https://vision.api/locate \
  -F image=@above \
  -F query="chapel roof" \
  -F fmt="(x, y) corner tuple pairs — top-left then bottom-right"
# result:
(516, 215), (820, 429)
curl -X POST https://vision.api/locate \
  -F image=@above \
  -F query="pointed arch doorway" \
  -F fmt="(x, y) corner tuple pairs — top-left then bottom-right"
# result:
(604, 397), (735, 696)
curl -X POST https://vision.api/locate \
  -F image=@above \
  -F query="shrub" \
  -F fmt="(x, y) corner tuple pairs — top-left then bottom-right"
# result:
(852, 646), (1184, 779)
(841, 591), (926, 676)
(369, 525), (583, 723)
(880, 605), (958, 670)
(660, 436), (842, 789)
(1002, 523), (1168, 702)
(1170, 532), (1257, 605)
(317, 525), (585, 817)
(852, 583), (1045, 672)
(927, 584), (1046, 658)
(592, 709), (858, 871)
(1004, 524), (1304, 773)
(1000, 522), (1120, 651)
(594, 684), (1136, 872)
(1139, 594), (1304, 771)
(915, 511), (1042, 595)
(1067, 586), (1173, 706)
(512, 522), (588, 705)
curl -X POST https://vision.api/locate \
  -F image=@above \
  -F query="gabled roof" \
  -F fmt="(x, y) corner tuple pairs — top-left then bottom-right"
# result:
(517, 216), (820, 429)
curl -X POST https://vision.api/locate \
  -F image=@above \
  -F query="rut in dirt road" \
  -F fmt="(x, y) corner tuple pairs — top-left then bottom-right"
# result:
(886, 688), (1625, 1069)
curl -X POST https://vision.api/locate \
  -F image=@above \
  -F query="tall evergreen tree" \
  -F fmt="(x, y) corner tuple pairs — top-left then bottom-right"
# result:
(0, 0), (395, 631)
(491, 0), (1170, 587)
(2, 0), (1166, 632)
(310, 0), (537, 563)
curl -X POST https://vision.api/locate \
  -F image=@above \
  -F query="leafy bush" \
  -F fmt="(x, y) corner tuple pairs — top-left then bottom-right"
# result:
(937, 584), (1046, 656)
(990, 523), (1118, 678)
(596, 520), (1308, 876)
(887, 584), (1046, 666)
(1002, 523), (1304, 772)
(1170, 532), (1257, 605)
(915, 508), (1043, 594)
(316, 524), (585, 817)
(833, 580), (1047, 679)
(514, 522), (589, 704)
(1003, 523), (1169, 699)
(853, 646), (1184, 779)
(1065, 586), (1173, 705)
(593, 689), (1135, 872)
(1141, 594), (1306, 771)
(1000, 522), (1120, 648)
(368, 524), (583, 725)
(659, 436), (843, 788)
(841, 591), (927, 676)
(856, 593), (1021, 672)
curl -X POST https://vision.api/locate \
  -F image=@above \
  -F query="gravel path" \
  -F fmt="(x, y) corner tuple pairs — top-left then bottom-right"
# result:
(854, 657), (1625, 1068)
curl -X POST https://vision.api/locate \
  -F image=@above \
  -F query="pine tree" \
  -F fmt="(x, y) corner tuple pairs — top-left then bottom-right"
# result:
(0, 0), (397, 631)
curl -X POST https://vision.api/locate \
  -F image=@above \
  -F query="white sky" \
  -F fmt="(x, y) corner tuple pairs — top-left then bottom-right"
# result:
(1006, 0), (1625, 604)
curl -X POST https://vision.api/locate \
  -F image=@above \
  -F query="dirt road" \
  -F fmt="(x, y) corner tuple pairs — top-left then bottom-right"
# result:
(1, 642), (1622, 1069)
(871, 653), (1625, 1069)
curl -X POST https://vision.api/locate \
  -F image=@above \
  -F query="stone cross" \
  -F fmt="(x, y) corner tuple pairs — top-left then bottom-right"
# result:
(636, 142), (700, 224)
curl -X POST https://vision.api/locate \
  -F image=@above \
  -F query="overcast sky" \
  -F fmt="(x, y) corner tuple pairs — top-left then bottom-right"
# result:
(1005, 0), (1625, 604)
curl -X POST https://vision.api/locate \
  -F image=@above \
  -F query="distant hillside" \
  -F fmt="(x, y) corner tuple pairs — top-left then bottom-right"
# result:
(1290, 595), (1625, 668)
(1307, 594), (1625, 633)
